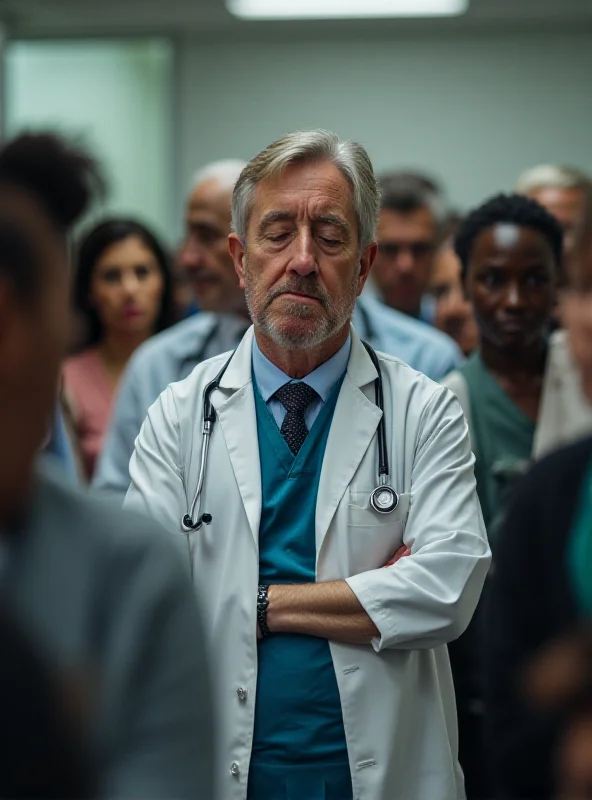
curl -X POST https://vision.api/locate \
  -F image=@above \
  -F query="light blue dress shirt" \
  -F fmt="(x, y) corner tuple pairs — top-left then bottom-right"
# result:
(42, 405), (78, 484)
(251, 335), (351, 431)
(353, 293), (462, 380)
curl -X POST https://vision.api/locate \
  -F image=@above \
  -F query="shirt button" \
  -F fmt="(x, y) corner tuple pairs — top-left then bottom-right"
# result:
(237, 687), (248, 701)
(230, 762), (240, 777)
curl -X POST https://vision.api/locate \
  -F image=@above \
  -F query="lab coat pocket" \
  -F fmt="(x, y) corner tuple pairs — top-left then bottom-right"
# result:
(346, 491), (410, 571)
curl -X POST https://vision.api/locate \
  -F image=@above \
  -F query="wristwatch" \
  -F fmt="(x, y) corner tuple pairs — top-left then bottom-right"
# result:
(257, 584), (271, 638)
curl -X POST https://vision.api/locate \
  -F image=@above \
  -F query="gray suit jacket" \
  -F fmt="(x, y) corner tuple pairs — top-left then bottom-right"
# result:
(3, 465), (213, 799)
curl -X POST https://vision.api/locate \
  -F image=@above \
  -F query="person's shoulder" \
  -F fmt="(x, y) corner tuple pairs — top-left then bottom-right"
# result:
(35, 468), (186, 578)
(165, 347), (235, 403)
(376, 345), (444, 400)
(364, 295), (459, 354)
(128, 313), (219, 372)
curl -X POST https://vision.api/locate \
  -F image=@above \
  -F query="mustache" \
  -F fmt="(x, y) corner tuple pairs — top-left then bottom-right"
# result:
(266, 277), (330, 309)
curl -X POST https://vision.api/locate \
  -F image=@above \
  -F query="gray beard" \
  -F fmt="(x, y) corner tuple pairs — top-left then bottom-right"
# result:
(244, 265), (358, 350)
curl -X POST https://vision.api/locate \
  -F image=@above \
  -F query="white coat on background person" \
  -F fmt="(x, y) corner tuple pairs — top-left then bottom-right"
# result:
(125, 130), (490, 800)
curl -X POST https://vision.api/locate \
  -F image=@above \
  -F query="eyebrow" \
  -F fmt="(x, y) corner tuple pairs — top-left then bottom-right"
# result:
(257, 210), (350, 236)
(258, 211), (295, 233)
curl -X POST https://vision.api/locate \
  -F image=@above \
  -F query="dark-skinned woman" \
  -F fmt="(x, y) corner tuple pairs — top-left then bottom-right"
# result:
(442, 193), (563, 800)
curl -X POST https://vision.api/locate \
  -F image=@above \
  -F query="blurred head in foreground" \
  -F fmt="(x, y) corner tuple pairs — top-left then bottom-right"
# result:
(0, 132), (102, 521)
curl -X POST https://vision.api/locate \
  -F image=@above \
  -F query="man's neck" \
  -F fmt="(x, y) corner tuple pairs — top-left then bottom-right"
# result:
(254, 324), (350, 379)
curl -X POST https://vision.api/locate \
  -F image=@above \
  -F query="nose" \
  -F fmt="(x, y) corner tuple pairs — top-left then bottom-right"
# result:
(505, 281), (526, 311)
(122, 272), (140, 298)
(394, 248), (415, 275)
(287, 229), (318, 277)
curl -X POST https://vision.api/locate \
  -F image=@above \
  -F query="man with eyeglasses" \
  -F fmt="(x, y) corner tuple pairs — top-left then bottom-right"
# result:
(371, 172), (447, 323)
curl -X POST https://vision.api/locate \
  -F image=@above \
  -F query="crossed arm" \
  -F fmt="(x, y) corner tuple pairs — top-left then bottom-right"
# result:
(262, 545), (410, 644)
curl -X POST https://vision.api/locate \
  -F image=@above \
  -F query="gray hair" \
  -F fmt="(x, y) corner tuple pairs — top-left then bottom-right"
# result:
(231, 130), (380, 251)
(191, 159), (247, 193)
(378, 171), (448, 235)
(515, 164), (592, 195)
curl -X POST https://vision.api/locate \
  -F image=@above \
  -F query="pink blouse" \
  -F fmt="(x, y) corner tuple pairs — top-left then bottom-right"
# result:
(62, 349), (114, 480)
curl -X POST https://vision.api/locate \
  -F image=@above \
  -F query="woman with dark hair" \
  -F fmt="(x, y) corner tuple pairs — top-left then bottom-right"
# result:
(63, 218), (174, 479)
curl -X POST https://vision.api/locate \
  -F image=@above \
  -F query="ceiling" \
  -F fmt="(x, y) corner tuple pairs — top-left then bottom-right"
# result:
(1, 0), (592, 38)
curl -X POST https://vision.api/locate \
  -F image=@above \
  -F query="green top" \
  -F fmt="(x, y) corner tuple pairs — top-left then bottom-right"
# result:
(568, 459), (592, 616)
(460, 351), (536, 540)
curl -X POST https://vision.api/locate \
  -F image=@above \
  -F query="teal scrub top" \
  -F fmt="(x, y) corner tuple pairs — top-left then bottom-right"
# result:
(460, 351), (536, 539)
(249, 376), (351, 800)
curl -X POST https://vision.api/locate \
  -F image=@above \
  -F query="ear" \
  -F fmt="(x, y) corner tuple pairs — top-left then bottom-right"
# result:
(356, 242), (377, 297)
(228, 233), (247, 289)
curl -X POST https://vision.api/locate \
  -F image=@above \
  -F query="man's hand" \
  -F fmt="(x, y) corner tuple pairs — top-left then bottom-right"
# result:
(384, 544), (411, 568)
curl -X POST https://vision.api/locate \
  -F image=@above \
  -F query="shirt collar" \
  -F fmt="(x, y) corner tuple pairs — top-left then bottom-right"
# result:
(252, 334), (351, 403)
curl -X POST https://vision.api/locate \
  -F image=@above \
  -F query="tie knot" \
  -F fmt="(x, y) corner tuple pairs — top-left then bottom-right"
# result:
(275, 381), (319, 414)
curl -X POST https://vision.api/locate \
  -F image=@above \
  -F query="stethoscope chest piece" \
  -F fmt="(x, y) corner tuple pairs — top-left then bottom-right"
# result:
(370, 485), (399, 514)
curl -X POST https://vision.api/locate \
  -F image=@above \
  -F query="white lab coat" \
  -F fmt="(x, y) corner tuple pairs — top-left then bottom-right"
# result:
(125, 326), (490, 800)
(533, 330), (592, 458)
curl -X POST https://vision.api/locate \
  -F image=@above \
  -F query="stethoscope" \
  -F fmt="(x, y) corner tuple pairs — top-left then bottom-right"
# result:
(181, 341), (399, 532)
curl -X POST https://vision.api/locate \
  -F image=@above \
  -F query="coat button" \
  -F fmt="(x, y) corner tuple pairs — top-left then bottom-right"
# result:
(237, 687), (248, 701)
(230, 762), (240, 777)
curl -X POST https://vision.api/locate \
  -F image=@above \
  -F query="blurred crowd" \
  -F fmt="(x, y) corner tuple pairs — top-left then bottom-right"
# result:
(1, 126), (592, 800)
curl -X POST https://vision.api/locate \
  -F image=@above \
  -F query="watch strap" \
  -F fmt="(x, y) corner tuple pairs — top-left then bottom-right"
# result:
(257, 584), (271, 638)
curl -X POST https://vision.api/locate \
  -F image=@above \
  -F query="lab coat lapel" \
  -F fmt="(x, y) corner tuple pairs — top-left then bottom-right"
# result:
(316, 328), (382, 556)
(212, 326), (261, 549)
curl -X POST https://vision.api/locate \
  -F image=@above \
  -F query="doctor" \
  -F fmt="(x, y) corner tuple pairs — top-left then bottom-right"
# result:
(126, 129), (490, 800)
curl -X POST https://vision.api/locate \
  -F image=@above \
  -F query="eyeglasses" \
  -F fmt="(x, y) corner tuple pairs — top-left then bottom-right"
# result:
(377, 242), (435, 260)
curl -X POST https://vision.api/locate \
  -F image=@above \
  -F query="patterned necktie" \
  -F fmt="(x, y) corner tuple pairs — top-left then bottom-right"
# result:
(274, 382), (319, 455)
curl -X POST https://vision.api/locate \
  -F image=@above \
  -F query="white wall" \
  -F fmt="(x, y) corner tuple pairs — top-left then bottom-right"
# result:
(5, 39), (175, 241)
(176, 30), (592, 220)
